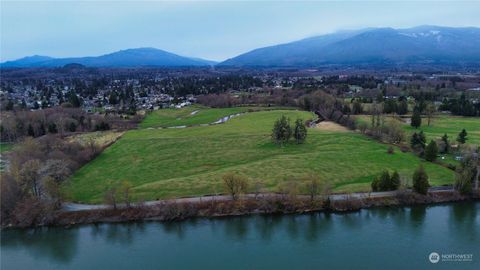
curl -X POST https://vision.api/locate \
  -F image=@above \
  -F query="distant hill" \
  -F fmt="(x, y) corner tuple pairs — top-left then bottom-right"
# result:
(1, 48), (216, 68)
(219, 26), (480, 67)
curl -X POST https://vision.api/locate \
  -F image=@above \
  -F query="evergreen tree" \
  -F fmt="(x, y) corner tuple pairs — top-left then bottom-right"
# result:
(68, 90), (81, 107)
(457, 129), (468, 144)
(371, 176), (380, 192)
(352, 101), (363, 114)
(378, 170), (391, 191)
(425, 140), (438, 162)
(413, 165), (429, 195)
(383, 99), (398, 114)
(391, 171), (401, 190)
(5, 100), (14, 111)
(441, 133), (450, 154)
(38, 123), (46, 136)
(397, 100), (408, 115)
(410, 110), (422, 128)
(410, 132), (419, 148)
(272, 115), (292, 146)
(293, 119), (307, 144)
(27, 124), (35, 137)
(67, 122), (77, 132)
(410, 131), (426, 152)
(419, 131), (426, 146)
(372, 170), (401, 191)
(48, 123), (58, 134)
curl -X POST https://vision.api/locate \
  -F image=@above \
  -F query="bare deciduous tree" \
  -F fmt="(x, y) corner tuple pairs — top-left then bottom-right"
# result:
(104, 185), (118, 209)
(121, 180), (132, 207)
(222, 172), (249, 200)
(425, 102), (436, 126)
(18, 159), (42, 197)
(305, 176), (320, 201)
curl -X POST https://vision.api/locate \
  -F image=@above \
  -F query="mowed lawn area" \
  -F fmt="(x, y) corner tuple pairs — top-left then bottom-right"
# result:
(65, 109), (455, 203)
(356, 114), (480, 145)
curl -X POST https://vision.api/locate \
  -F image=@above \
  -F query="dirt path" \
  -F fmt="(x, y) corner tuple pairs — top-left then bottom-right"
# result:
(62, 186), (455, 212)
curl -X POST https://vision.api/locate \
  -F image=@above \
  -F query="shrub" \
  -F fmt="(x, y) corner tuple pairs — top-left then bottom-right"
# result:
(455, 170), (473, 194)
(385, 121), (405, 144)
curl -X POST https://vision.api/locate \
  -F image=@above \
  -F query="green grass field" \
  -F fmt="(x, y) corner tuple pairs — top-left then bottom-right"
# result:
(404, 115), (480, 145)
(356, 114), (480, 145)
(0, 143), (14, 153)
(65, 109), (455, 203)
(139, 105), (276, 128)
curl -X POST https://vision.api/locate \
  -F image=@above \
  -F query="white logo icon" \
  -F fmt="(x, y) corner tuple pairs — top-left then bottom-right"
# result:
(429, 252), (440, 263)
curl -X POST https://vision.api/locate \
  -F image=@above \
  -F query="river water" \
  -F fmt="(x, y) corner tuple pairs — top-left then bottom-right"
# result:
(1, 202), (479, 270)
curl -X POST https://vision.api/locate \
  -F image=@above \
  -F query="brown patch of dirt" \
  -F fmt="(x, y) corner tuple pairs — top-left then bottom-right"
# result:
(314, 121), (350, 132)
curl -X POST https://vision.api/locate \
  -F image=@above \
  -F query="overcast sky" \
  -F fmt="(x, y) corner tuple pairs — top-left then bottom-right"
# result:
(1, 1), (480, 62)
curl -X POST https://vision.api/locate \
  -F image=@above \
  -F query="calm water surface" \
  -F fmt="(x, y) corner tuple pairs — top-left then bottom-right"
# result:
(1, 202), (479, 270)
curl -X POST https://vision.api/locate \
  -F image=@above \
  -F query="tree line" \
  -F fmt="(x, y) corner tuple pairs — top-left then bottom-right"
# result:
(1, 135), (102, 227)
(0, 107), (141, 142)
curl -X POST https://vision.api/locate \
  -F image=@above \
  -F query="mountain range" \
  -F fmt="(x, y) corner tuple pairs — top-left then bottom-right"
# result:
(0, 48), (216, 68)
(2, 26), (480, 68)
(220, 26), (480, 67)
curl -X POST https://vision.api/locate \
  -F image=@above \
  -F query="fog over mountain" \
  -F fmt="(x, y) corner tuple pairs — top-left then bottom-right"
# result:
(219, 26), (480, 67)
(2, 26), (480, 68)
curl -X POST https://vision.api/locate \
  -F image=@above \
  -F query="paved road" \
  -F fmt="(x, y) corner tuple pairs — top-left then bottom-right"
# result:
(62, 186), (455, 212)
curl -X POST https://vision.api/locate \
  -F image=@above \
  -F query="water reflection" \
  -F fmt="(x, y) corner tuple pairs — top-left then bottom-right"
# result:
(337, 211), (363, 230)
(449, 202), (478, 241)
(1, 202), (478, 269)
(286, 215), (300, 240)
(1, 227), (79, 264)
(161, 220), (188, 239)
(303, 213), (333, 242)
(224, 216), (249, 241)
(255, 215), (283, 241)
(409, 206), (426, 226)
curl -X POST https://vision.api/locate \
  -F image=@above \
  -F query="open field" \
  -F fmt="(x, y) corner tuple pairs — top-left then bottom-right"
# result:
(403, 115), (480, 145)
(356, 114), (480, 145)
(66, 109), (455, 203)
(139, 105), (292, 128)
(67, 131), (124, 148)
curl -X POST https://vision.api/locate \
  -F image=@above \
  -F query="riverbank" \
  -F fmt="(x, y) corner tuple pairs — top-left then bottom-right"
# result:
(3, 202), (478, 270)
(2, 188), (479, 229)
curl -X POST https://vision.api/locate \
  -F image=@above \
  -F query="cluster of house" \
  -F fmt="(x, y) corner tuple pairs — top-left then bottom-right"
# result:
(0, 81), (197, 113)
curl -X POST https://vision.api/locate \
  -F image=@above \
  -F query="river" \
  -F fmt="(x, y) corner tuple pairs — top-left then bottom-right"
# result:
(1, 202), (478, 270)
